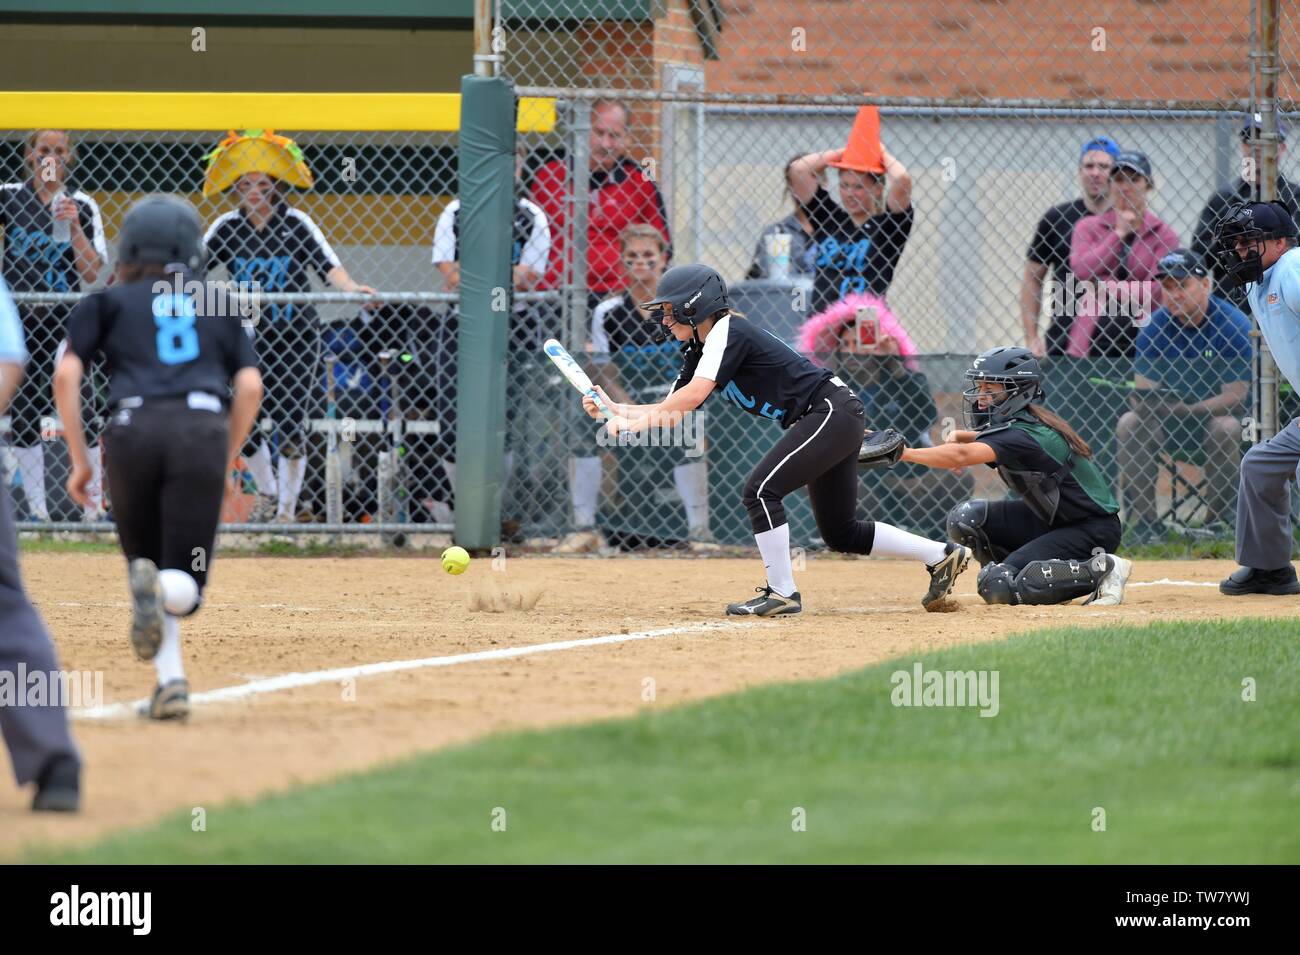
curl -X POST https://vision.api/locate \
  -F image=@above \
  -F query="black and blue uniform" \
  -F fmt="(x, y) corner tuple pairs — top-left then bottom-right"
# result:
(203, 201), (339, 454)
(65, 275), (259, 593)
(673, 313), (874, 550)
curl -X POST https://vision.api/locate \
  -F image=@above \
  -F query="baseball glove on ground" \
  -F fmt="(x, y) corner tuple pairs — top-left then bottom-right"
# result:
(858, 428), (906, 469)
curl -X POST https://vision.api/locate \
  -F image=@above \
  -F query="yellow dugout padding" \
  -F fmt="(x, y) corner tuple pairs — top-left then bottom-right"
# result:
(0, 92), (555, 133)
(90, 192), (454, 247)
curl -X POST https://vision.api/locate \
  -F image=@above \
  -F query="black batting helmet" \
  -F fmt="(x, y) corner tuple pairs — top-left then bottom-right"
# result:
(117, 194), (205, 272)
(640, 264), (729, 343)
(962, 346), (1045, 432)
(1211, 200), (1298, 288)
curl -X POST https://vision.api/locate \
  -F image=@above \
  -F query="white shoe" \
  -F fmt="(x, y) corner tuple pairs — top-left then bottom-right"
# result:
(1085, 555), (1132, 606)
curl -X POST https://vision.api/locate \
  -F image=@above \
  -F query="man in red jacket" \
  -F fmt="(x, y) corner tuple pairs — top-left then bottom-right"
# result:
(530, 98), (671, 299)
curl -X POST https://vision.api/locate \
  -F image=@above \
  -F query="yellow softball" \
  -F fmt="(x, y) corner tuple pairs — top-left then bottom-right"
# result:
(441, 546), (471, 575)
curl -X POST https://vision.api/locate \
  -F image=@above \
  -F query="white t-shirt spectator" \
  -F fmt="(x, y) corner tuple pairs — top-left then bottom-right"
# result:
(431, 197), (550, 280)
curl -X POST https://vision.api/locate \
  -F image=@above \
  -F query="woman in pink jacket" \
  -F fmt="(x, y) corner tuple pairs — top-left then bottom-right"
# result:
(1067, 151), (1180, 357)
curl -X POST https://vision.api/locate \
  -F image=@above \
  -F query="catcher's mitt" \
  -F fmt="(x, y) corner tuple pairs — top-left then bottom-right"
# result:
(858, 428), (906, 469)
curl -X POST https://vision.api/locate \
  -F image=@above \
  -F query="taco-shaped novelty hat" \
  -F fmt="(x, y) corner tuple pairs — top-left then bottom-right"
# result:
(828, 106), (885, 174)
(203, 129), (314, 196)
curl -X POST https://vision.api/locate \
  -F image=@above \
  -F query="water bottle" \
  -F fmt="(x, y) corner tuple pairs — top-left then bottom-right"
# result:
(50, 189), (71, 244)
(764, 231), (792, 282)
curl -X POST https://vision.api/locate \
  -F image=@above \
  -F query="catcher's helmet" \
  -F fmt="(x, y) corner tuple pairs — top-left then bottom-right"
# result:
(118, 194), (205, 272)
(640, 264), (729, 342)
(962, 346), (1045, 432)
(1211, 200), (1298, 288)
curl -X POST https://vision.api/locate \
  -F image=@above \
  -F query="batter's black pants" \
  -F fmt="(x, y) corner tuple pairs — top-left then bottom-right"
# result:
(742, 379), (875, 554)
(103, 399), (229, 593)
(980, 499), (1122, 572)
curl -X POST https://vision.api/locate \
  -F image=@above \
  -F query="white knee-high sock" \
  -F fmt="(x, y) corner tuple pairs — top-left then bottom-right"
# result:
(159, 569), (200, 615)
(755, 523), (797, 597)
(571, 456), (601, 528)
(13, 445), (47, 520)
(673, 460), (710, 533)
(155, 615), (185, 685)
(277, 455), (306, 518)
(247, 443), (277, 498)
(870, 522), (948, 565)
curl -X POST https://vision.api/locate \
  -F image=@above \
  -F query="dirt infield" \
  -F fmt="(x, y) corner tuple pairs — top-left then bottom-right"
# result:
(2, 551), (1294, 857)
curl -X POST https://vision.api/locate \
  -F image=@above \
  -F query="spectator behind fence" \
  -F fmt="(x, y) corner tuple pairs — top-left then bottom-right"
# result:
(744, 155), (818, 281)
(1115, 249), (1250, 544)
(796, 294), (969, 540)
(530, 99), (671, 303)
(0, 129), (107, 522)
(202, 130), (375, 524)
(788, 106), (914, 315)
(1191, 113), (1299, 309)
(433, 142), (551, 343)
(1068, 151), (1179, 358)
(1020, 135), (1120, 358)
(556, 224), (713, 553)
(428, 146), (553, 526)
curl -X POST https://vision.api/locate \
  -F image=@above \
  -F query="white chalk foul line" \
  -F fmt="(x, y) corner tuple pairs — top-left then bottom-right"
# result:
(1130, 579), (1218, 588)
(72, 619), (758, 722)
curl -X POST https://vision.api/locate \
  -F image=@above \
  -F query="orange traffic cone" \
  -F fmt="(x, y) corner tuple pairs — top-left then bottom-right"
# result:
(828, 106), (885, 174)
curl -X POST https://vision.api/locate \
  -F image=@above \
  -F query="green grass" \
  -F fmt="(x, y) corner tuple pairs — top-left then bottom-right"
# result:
(17, 535), (120, 555)
(33, 618), (1300, 864)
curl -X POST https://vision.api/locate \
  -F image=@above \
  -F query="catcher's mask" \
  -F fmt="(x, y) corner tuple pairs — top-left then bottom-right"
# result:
(1211, 200), (1298, 287)
(962, 346), (1044, 432)
(641, 263), (729, 345)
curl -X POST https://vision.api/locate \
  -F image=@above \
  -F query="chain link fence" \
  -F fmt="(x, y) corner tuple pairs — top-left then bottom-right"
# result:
(494, 0), (1300, 553)
(0, 127), (501, 535)
(3, 3), (1297, 550)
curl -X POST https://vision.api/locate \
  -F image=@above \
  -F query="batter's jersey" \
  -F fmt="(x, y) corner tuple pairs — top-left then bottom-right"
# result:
(1246, 247), (1300, 394)
(65, 274), (259, 407)
(202, 201), (341, 325)
(0, 182), (107, 293)
(672, 313), (833, 427)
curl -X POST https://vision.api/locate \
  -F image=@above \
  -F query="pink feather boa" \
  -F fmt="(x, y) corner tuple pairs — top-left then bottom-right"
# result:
(795, 293), (921, 371)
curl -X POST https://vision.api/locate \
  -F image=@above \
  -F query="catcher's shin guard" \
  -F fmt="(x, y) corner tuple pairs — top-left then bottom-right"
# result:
(947, 499), (996, 565)
(977, 557), (1108, 606)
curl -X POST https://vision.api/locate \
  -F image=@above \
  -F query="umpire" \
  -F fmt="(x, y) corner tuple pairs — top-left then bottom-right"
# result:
(1212, 201), (1300, 595)
(0, 274), (80, 811)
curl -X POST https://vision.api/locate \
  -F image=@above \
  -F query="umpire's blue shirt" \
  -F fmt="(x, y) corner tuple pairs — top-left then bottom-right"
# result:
(1134, 294), (1252, 401)
(0, 275), (24, 363)
(1248, 247), (1300, 392)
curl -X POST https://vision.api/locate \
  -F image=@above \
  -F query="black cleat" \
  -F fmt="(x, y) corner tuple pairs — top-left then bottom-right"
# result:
(31, 754), (80, 813)
(139, 679), (190, 721)
(923, 543), (971, 611)
(726, 586), (802, 617)
(1219, 565), (1300, 596)
(128, 558), (165, 661)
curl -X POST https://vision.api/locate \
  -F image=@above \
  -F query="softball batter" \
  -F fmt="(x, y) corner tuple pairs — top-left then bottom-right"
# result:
(900, 346), (1132, 606)
(53, 196), (263, 719)
(581, 263), (971, 615)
